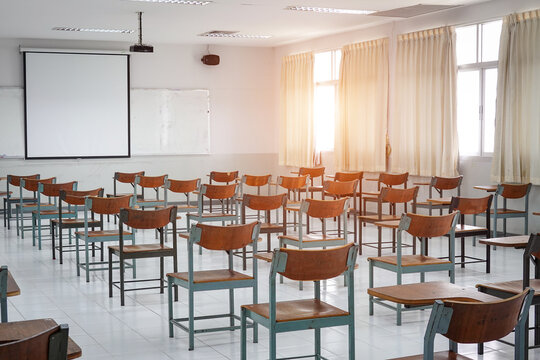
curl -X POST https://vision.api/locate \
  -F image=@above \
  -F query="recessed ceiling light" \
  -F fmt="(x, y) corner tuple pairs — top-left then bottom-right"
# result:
(285, 6), (375, 15)
(199, 31), (271, 39)
(52, 27), (134, 33)
(127, 0), (211, 5)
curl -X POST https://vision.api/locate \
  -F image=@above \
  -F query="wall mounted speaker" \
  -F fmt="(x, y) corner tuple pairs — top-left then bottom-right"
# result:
(201, 54), (220, 66)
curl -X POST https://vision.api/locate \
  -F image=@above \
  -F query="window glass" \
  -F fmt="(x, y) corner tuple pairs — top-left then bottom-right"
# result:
(314, 51), (332, 82)
(481, 20), (502, 62)
(456, 25), (477, 65)
(314, 85), (335, 152)
(483, 68), (497, 153)
(457, 70), (481, 156)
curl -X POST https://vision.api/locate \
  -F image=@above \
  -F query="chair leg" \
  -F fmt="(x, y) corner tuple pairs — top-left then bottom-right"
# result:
(75, 235), (81, 276)
(369, 261), (374, 315)
(241, 308), (247, 360)
(160, 257), (164, 294)
(108, 250), (113, 298)
(348, 319), (355, 360)
(188, 288), (195, 350)
(59, 227), (64, 265)
(229, 288), (235, 329)
(51, 223), (56, 260)
(270, 328), (277, 360)
(120, 254), (125, 306)
(461, 237), (465, 268)
(1, 296), (7, 323)
(85, 241), (90, 282)
(168, 277), (174, 338)
(315, 328), (321, 359)
(37, 216), (42, 250)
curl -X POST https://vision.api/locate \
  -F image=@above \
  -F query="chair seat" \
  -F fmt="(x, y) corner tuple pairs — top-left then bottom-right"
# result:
(490, 208), (526, 215)
(390, 350), (472, 360)
(75, 230), (132, 237)
(368, 255), (451, 267)
(137, 199), (164, 203)
(32, 210), (74, 215)
(279, 234), (344, 243)
(177, 204), (197, 210)
(109, 244), (171, 253)
(359, 214), (400, 222)
(168, 269), (253, 283)
(242, 299), (348, 322)
(19, 202), (52, 208)
(187, 212), (235, 218)
(454, 224), (488, 234)
(0, 191), (11, 196)
(362, 191), (380, 197)
(260, 223), (284, 231)
(51, 218), (100, 226)
(476, 279), (540, 296)
(373, 220), (401, 229)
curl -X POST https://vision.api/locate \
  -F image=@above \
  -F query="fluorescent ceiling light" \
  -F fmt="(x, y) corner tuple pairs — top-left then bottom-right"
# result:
(127, 0), (212, 5)
(285, 6), (375, 15)
(199, 31), (271, 39)
(52, 27), (134, 33)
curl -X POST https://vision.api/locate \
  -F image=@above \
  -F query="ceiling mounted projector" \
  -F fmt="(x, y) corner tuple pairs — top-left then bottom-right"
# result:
(130, 11), (153, 53)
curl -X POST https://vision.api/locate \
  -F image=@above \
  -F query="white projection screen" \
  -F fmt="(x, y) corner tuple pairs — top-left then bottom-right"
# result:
(24, 51), (130, 159)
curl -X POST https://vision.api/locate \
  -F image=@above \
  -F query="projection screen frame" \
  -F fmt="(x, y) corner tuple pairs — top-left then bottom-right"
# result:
(23, 50), (131, 160)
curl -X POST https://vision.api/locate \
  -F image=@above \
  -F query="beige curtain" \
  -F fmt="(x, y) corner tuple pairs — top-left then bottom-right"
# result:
(391, 27), (459, 177)
(279, 52), (315, 167)
(491, 9), (540, 184)
(335, 38), (388, 172)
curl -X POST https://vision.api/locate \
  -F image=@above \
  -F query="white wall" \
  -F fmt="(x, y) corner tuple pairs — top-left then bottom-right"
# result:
(0, 38), (280, 193)
(274, 0), (540, 234)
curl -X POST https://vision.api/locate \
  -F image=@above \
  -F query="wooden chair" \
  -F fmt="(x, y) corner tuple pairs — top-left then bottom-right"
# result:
(75, 195), (135, 282)
(323, 179), (359, 243)
(108, 206), (178, 306)
(32, 181), (78, 250)
(167, 221), (260, 350)
(448, 196), (493, 272)
(240, 243), (358, 360)
(276, 175), (308, 230)
(238, 174), (272, 198)
(52, 188), (104, 264)
(0, 322), (70, 360)
(134, 174), (168, 209)
(416, 175), (463, 215)
(3, 174), (39, 230)
(363, 172), (408, 217)
(297, 166), (325, 199)
(391, 288), (534, 360)
(17, 177), (56, 239)
(167, 178), (200, 232)
(107, 171), (145, 223)
(237, 193), (287, 269)
(477, 234), (540, 353)
(208, 171), (239, 212)
(479, 183), (532, 238)
(369, 211), (459, 325)
(359, 186), (419, 256)
(334, 171), (364, 216)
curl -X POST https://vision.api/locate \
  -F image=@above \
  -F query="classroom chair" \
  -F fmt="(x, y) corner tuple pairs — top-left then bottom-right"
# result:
(296, 166), (325, 199)
(333, 171), (364, 216)
(208, 170), (239, 212)
(17, 177), (56, 239)
(167, 221), (260, 350)
(363, 172), (408, 217)
(32, 181), (78, 250)
(107, 171), (145, 223)
(416, 175), (463, 215)
(369, 211), (459, 325)
(52, 188), (104, 264)
(75, 195), (135, 282)
(3, 174), (39, 230)
(238, 174), (272, 198)
(0, 322), (70, 360)
(323, 179), (359, 244)
(276, 175), (309, 230)
(166, 178), (200, 231)
(109, 206), (178, 306)
(390, 288), (534, 360)
(240, 243), (358, 360)
(134, 174), (168, 209)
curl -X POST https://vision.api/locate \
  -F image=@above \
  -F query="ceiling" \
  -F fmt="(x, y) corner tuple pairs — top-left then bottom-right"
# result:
(0, 0), (490, 47)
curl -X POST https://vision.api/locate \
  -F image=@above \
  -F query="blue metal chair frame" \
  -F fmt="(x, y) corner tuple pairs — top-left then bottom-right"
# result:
(3, 174), (39, 230)
(134, 174), (168, 209)
(240, 243), (358, 360)
(76, 196), (136, 282)
(369, 212), (459, 325)
(16, 177), (56, 240)
(167, 221), (260, 350)
(32, 182), (78, 250)
(0, 266), (7, 323)
(415, 175), (463, 215)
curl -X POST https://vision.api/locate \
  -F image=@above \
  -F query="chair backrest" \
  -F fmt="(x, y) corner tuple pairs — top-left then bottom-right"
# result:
(8, 174), (39, 187)
(380, 186), (418, 204)
(60, 188), (104, 206)
(441, 288), (532, 343)
(298, 167), (324, 180)
(400, 211), (458, 238)
(379, 172), (408, 187)
(450, 196), (493, 215)
(191, 222), (259, 251)
(22, 177), (55, 192)
(87, 195), (132, 215)
(323, 180), (358, 197)
(301, 198), (348, 219)
(243, 193), (287, 211)
(522, 234), (540, 280)
(115, 171), (144, 184)
(334, 171), (363, 182)
(167, 179), (200, 194)
(200, 183), (237, 200)
(498, 183), (532, 199)
(210, 171), (239, 183)
(432, 175), (463, 191)
(0, 322), (69, 360)
(119, 206), (177, 230)
(136, 174), (167, 189)
(40, 181), (77, 197)
(242, 174), (271, 187)
(277, 175), (308, 190)
(274, 243), (356, 281)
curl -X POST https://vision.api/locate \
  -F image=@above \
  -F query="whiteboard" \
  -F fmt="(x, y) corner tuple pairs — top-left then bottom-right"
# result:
(0, 88), (25, 157)
(0, 87), (210, 158)
(130, 89), (210, 155)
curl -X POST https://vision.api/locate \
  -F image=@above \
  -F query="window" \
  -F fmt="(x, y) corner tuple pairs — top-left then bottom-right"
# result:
(456, 20), (502, 156)
(313, 49), (341, 152)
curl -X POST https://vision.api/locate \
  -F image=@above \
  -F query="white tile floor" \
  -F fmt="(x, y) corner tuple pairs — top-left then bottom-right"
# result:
(1, 212), (538, 360)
